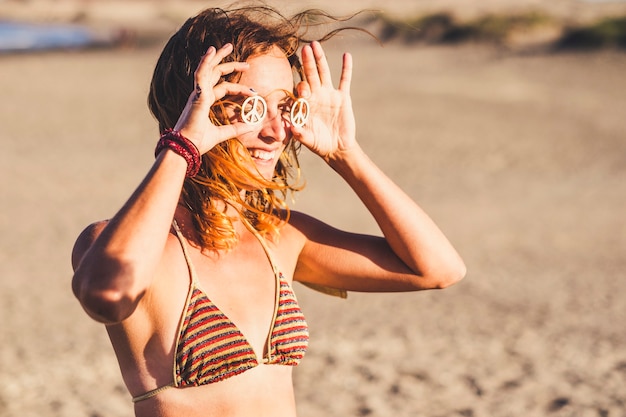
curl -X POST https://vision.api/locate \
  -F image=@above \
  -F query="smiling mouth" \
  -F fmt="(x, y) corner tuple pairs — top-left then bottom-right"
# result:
(249, 149), (276, 162)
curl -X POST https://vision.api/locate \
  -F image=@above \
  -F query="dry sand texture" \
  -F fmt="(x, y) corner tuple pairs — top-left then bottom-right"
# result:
(1, 1), (626, 416)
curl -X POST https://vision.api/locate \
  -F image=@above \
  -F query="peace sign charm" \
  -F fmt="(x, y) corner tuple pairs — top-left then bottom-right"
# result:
(241, 95), (267, 125)
(290, 98), (309, 128)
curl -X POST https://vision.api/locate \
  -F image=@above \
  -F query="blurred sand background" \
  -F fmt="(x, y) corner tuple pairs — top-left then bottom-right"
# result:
(1, 0), (626, 416)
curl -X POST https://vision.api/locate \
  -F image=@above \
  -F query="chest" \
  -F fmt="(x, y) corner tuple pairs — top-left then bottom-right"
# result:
(117, 228), (306, 391)
(183, 236), (283, 354)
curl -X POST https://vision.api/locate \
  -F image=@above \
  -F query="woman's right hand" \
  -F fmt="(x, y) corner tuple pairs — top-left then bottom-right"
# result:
(173, 43), (256, 154)
(72, 45), (260, 324)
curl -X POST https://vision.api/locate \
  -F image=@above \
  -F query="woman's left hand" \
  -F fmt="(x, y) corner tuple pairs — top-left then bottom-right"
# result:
(292, 41), (357, 164)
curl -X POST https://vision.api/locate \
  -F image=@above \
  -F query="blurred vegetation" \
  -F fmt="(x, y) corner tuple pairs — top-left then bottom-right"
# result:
(557, 16), (626, 49)
(371, 11), (626, 51)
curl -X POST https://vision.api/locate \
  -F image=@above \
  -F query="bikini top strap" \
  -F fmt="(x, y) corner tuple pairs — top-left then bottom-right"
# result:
(240, 219), (282, 362)
(241, 220), (281, 280)
(241, 219), (348, 300)
(172, 220), (198, 285)
(170, 219), (199, 386)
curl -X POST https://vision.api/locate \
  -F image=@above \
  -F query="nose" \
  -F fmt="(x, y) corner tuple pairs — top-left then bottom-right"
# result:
(258, 107), (288, 143)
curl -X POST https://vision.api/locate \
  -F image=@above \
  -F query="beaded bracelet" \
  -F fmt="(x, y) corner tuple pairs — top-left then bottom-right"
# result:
(154, 129), (201, 177)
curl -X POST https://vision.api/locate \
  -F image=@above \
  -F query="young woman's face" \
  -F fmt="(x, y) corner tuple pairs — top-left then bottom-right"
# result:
(235, 45), (295, 180)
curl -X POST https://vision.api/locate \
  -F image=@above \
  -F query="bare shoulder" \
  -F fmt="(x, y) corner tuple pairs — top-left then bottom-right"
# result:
(267, 210), (323, 275)
(71, 220), (109, 271)
(287, 210), (354, 245)
(286, 210), (312, 227)
(287, 210), (336, 236)
(282, 209), (343, 249)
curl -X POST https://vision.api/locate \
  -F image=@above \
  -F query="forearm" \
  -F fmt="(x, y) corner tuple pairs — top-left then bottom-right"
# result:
(328, 146), (466, 287)
(73, 150), (187, 321)
(97, 150), (185, 272)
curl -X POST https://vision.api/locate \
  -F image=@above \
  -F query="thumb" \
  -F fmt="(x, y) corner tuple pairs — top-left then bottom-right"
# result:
(220, 121), (258, 141)
(296, 81), (311, 99)
(205, 122), (258, 152)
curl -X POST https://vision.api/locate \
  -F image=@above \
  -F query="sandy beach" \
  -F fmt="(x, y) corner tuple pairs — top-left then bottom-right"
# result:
(1, 1), (625, 416)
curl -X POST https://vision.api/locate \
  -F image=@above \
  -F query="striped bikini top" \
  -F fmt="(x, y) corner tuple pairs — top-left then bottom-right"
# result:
(132, 221), (308, 403)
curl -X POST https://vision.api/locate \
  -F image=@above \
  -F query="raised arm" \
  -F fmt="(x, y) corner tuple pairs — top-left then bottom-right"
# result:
(290, 42), (465, 292)
(71, 44), (255, 323)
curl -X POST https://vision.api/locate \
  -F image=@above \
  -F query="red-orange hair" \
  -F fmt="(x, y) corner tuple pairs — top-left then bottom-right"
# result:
(148, 5), (363, 250)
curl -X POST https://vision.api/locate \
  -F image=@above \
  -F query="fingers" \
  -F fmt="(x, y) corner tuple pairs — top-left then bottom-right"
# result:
(302, 41), (333, 89)
(302, 41), (352, 93)
(215, 121), (258, 144)
(193, 46), (218, 101)
(194, 44), (233, 81)
(213, 82), (255, 101)
(193, 44), (249, 103)
(311, 41), (333, 86)
(338, 52), (353, 92)
(301, 44), (316, 89)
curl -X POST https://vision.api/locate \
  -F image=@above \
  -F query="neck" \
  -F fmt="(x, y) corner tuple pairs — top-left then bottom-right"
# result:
(174, 200), (250, 243)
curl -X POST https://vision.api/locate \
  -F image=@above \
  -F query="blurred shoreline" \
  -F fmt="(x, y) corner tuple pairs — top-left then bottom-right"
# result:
(1, 0), (626, 53)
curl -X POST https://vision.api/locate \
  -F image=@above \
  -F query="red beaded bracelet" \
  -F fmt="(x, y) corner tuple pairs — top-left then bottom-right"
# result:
(154, 129), (201, 177)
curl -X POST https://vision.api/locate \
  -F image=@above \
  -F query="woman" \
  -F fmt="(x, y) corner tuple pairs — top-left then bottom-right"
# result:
(71, 6), (465, 417)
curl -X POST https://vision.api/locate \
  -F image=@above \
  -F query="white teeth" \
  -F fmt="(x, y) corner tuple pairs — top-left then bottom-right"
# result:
(249, 149), (275, 161)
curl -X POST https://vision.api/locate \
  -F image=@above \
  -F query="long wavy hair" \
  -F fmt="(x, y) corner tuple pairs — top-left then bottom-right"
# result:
(148, 5), (363, 251)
